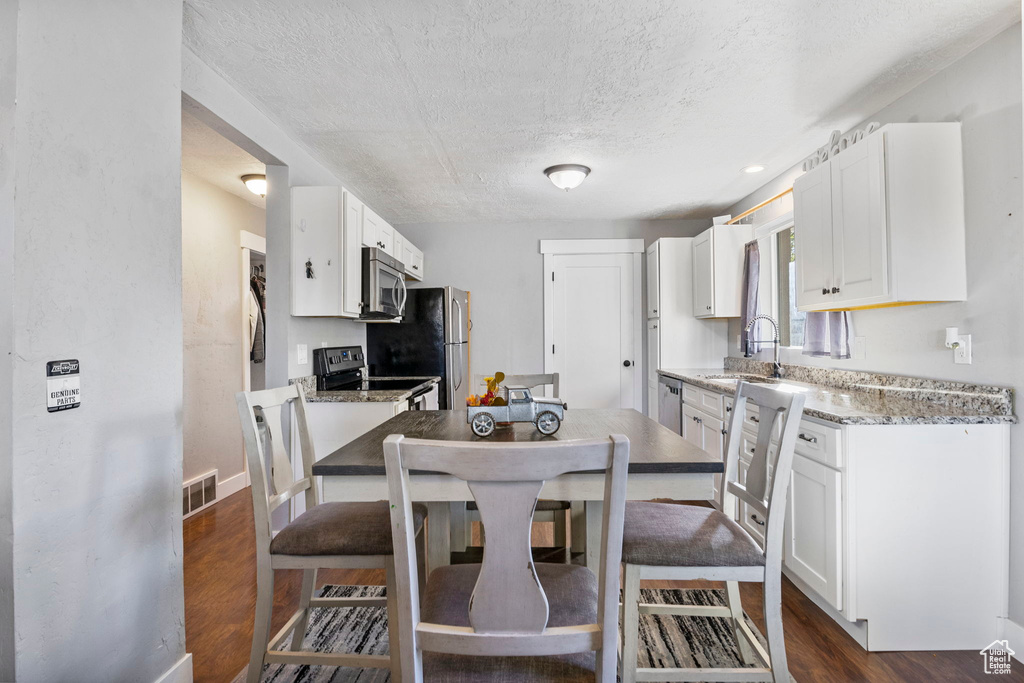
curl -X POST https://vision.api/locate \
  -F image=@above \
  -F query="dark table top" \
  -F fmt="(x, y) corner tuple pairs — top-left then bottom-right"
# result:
(312, 408), (723, 476)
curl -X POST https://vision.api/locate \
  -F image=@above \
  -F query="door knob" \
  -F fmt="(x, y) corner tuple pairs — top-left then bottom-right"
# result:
(623, 360), (632, 367)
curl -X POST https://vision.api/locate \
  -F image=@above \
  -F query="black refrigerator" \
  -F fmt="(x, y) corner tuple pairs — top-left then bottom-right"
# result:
(366, 286), (470, 409)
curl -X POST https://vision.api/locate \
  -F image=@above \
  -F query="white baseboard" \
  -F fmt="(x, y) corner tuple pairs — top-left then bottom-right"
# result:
(217, 470), (248, 501)
(1004, 617), (1024, 664)
(155, 653), (192, 683)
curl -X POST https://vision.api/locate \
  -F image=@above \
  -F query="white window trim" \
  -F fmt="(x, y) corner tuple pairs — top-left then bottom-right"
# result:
(753, 212), (804, 351)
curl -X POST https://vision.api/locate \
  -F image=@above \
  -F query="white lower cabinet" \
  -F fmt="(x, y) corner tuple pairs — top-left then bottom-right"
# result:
(784, 454), (843, 610)
(681, 403), (704, 449)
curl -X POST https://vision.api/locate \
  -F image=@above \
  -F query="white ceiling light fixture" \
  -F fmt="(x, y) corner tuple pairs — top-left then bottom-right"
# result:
(544, 164), (591, 191)
(742, 165), (766, 174)
(241, 173), (267, 197)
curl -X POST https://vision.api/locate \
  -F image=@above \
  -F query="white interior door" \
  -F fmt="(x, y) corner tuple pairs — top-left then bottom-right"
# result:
(547, 251), (640, 410)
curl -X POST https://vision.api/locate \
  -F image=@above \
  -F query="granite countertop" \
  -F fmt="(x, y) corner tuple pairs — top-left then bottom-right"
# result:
(657, 360), (1016, 426)
(290, 375), (441, 404)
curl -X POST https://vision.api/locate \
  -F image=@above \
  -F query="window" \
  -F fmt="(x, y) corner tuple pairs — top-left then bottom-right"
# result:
(509, 390), (528, 402)
(775, 227), (806, 347)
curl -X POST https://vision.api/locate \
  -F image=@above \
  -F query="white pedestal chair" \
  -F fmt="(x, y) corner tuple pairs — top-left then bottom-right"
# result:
(463, 373), (570, 550)
(385, 433), (629, 682)
(236, 384), (426, 683)
(619, 381), (806, 683)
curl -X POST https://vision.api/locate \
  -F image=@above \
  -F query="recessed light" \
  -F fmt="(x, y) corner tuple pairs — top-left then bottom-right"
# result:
(743, 165), (766, 174)
(544, 164), (591, 191)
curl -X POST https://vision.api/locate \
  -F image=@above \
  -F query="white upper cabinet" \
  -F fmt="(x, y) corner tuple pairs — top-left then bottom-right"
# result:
(291, 186), (340, 317)
(646, 242), (660, 318)
(362, 206), (402, 257)
(393, 231), (406, 265)
(341, 191), (364, 317)
(794, 123), (966, 311)
(294, 188), (427, 317)
(793, 160), (834, 309)
(403, 240), (424, 281)
(692, 224), (752, 318)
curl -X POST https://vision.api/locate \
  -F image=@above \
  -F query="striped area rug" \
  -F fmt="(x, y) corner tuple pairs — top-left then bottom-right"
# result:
(234, 585), (782, 682)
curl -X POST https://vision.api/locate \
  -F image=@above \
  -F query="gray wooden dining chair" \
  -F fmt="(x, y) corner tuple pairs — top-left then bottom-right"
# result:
(236, 384), (426, 683)
(464, 372), (570, 549)
(385, 433), (629, 682)
(619, 381), (806, 683)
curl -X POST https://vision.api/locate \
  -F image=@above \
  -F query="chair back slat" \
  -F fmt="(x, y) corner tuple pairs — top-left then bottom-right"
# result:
(399, 438), (612, 481)
(744, 406), (778, 501)
(259, 402), (296, 495)
(721, 382), (806, 564)
(236, 384), (319, 547)
(385, 433), (628, 654)
(467, 480), (549, 633)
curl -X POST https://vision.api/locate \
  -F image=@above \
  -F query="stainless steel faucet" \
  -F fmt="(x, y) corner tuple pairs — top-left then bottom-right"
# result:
(744, 314), (783, 378)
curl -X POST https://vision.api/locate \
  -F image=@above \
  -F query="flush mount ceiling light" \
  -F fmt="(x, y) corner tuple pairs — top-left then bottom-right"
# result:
(544, 164), (591, 191)
(241, 173), (267, 197)
(742, 165), (766, 174)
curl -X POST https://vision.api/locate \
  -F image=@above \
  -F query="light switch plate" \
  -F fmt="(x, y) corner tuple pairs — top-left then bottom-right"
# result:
(954, 335), (972, 364)
(297, 344), (308, 365)
(853, 336), (866, 360)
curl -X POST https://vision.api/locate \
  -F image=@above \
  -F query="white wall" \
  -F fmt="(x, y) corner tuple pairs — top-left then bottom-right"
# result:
(398, 219), (708, 401)
(0, 0), (17, 677)
(182, 49), (367, 388)
(6, 1), (186, 680)
(727, 25), (1024, 625)
(182, 171), (265, 484)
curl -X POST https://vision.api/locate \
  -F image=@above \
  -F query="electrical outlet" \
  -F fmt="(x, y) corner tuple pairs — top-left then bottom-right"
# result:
(954, 335), (972, 364)
(297, 344), (308, 365)
(853, 336), (866, 360)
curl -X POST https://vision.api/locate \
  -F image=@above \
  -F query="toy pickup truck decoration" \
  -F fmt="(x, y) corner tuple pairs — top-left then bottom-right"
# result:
(467, 385), (567, 437)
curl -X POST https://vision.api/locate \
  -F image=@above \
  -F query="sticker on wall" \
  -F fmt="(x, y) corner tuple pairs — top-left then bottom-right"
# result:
(46, 359), (81, 412)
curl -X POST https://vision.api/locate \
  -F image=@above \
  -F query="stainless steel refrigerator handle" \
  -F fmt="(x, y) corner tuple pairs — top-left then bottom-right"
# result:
(454, 343), (463, 391)
(452, 296), (464, 344)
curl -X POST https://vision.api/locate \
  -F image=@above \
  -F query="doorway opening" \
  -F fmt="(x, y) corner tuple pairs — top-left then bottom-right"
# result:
(181, 104), (268, 517)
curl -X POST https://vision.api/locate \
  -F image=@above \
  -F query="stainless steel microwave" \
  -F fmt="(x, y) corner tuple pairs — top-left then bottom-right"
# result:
(360, 247), (407, 320)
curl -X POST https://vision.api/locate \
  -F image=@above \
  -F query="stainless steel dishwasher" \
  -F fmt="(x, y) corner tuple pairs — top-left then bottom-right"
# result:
(657, 374), (683, 435)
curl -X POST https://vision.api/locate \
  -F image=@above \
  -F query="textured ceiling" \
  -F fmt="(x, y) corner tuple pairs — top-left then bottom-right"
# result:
(183, 0), (1019, 224)
(182, 108), (266, 208)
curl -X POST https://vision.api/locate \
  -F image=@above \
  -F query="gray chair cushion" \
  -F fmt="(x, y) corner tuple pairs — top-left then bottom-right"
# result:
(269, 501), (426, 557)
(420, 563), (598, 682)
(466, 499), (571, 512)
(621, 502), (765, 567)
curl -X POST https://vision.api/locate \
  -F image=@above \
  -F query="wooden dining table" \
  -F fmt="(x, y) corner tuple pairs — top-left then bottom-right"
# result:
(312, 408), (723, 572)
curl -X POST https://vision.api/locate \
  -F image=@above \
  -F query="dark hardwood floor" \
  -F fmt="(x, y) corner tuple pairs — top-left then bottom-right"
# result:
(185, 489), (1021, 682)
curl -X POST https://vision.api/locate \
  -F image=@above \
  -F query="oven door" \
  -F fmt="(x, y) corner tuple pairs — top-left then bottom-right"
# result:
(363, 260), (407, 319)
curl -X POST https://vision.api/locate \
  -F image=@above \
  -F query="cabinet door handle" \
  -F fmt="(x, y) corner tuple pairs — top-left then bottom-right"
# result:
(721, 428), (727, 436)
(831, 286), (840, 294)
(726, 405), (732, 412)
(798, 433), (818, 444)
(750, 514), (765, 527)
(822, 287), (829, 295)
(749, 415), (759, 423)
